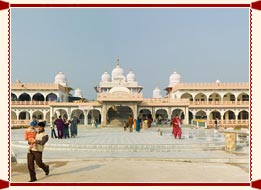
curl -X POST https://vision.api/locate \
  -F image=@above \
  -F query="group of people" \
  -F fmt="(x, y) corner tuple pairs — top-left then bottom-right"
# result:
(24, 114), (182, 182)
(24, 115), (80, 182)
(51, 116), (80, 139)
(122, 115), (154, 132)
(123, 114), (182, 139)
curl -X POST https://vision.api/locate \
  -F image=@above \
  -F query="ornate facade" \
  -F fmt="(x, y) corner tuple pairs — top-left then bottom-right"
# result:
(11, 60), (249, 128)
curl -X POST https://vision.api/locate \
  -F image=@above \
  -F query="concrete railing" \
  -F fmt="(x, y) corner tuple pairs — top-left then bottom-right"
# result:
(189, 101), (249, 106)
(191, 119), (249, 129)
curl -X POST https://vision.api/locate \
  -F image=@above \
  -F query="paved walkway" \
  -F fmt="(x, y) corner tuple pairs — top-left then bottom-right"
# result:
(11, 126), (250, 182)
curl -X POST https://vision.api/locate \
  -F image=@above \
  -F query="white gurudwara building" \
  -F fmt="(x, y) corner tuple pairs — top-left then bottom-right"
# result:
(11, 59), (249, 128)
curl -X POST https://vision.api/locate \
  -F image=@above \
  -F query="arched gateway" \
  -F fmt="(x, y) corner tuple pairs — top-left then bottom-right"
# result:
(107, 106), (133, 126)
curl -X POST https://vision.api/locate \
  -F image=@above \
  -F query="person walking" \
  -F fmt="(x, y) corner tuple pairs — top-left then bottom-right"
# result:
(27, 121), (49, 182)
(172, 115), (182, 139)
(70, 116), (79, 138)
(54, 116), (64, 139)
(128, 115), (134, 132)
(123, 121), (128, 131)
(135, 116), (142, 132)
(95, 118), (99, 128)
(214, 118), (218, 129)
(50, 117), (57, 138)
(63, 117), (70, 138)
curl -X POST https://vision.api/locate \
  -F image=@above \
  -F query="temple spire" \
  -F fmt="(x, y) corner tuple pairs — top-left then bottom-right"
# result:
(116, 57), (120, 66)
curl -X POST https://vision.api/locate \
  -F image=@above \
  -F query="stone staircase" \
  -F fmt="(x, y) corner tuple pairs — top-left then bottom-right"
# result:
(12, 140), (225, 153)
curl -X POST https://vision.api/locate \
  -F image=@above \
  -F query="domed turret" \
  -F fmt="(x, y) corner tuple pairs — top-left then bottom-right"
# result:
(111, 58), (124, 81)
(169, 71), (181, 87)
(153, 87), (162, 98)
(101, 72), (111, 82)
(54, 72), (67, 86)
(74, 88), (83, 98)
(127, 70), (136, 82)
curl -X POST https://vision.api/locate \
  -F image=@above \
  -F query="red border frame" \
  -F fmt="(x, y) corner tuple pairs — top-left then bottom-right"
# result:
(1, 0), (260, 189)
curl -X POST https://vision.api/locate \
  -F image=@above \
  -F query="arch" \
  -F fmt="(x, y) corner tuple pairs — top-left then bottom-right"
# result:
(54, 109), (68, 119)
(71, 109), (85, 124)
(223, 93), (235, 101)
(223, 110), (236, 120)
(180, 93), (193, 101)
(11, 111), (17, 120)
(88, 109), (101, 124)
(107, 106), (133, 126)
(209, 110), (221, 120)
(11, 93), (18, 101)
(237, 92), (249, 101)
(194, 93), (207, 102)
(32, 111), (44, 120)
(18, 93), (31, 101)
(208, 93), (221, 102)
(46, 93), (58, 101)
(139, 109), (152, 120)
(238, 110), (249, 120)
(155, 109), (168, 124)
(171, 109), (185, 120)
(195, 110), (207, 119)
(19, 111), (30, 120)
(32, 93), (45, 101)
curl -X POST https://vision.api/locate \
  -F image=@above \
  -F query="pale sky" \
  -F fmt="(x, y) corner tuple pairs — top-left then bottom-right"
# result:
(11, 8), (249, 99)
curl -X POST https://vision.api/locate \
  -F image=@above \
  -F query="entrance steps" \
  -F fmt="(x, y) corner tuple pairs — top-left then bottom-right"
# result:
(12, 140), (224, 152)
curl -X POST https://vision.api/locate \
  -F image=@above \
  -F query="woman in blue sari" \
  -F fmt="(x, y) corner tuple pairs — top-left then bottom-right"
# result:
(136, 116), (142, 132)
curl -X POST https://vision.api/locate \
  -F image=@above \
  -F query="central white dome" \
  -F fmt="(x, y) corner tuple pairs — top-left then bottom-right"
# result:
(112, 64), (124, 81)
(109, 86), (130, 94)
(54, 72), (67, 86)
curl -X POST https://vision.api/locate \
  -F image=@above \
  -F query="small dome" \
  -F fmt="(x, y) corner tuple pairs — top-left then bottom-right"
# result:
(101, 72), (111, 82)
(216, 79), (221, 83)
(74, 88), (83, 98)
(55, 72), (67, 86)
(112, 58), (124, 81)
(109, 86), (130, 94)
(153, 87), (162, 98)
(169, 71), (181, 87)
(127, 70), (136, 82)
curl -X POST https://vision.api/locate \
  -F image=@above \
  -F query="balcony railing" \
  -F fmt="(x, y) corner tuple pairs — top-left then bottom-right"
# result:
(11, 101), (50, 105)
(189, 100), (249, 106)
(97, 92), (144, 101)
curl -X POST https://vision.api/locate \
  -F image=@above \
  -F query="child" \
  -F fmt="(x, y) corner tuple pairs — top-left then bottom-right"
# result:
(123, 121), (127, 131)
(24, 123), (37, 149)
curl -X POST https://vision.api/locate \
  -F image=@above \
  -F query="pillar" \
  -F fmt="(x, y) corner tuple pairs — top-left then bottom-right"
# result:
(184, 107), (189, 125)
(101, 105), (107, 126)
(84, 110), (88, 125)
